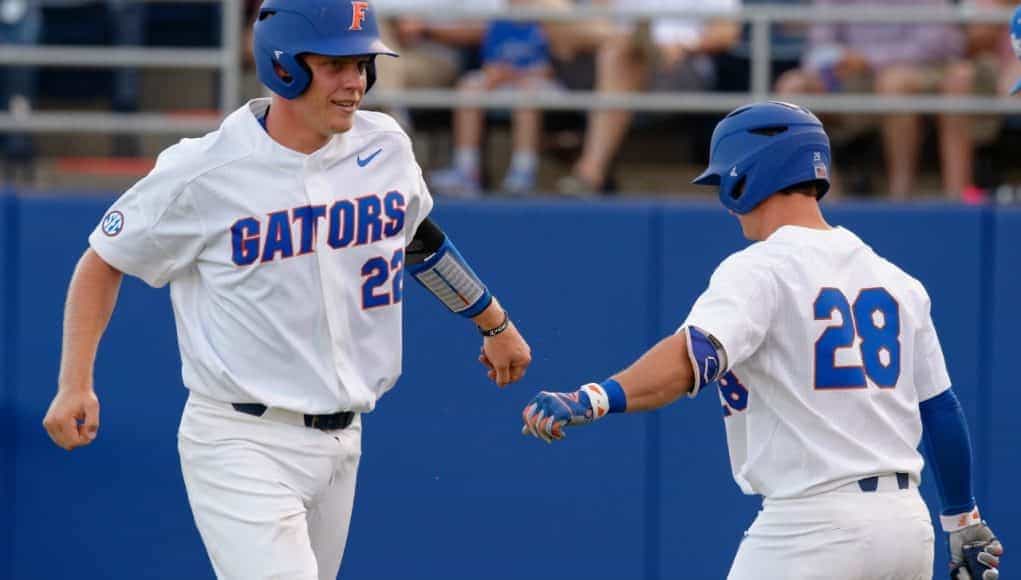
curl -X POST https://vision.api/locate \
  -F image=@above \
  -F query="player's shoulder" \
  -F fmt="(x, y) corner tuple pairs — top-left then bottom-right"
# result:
(722, 239), (786, 271)
(128, 108), (254, 205)
(352, 110), (412, 144)
(711, 242), (783, 288)
(149, 109), (253, 184)
(155, 131), (232, 172)
(837, 227), (930, 299)
(871, 250), (931, 306)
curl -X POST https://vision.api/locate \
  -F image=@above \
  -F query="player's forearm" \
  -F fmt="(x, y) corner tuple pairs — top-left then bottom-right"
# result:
(406, 218), (494, 319)
(920, 388), (978, 521)
(471, 298), (505, 332)
(57, 249), (123, 392)
(611, 332), (694, 412)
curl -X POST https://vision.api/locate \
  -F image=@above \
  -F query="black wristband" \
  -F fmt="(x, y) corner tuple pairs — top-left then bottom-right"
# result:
(479, 311), (510, 337)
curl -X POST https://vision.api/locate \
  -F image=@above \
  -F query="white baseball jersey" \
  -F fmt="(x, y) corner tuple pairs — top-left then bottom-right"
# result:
(90, 98), (433, 414)
(682, 225), (952, 499)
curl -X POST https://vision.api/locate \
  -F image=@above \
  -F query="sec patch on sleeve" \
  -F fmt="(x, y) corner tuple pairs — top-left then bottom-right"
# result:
(100, 210), (125, 237)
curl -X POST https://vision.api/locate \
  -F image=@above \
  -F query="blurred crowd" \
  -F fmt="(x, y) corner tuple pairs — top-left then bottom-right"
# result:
(3, 0), (1021, 201)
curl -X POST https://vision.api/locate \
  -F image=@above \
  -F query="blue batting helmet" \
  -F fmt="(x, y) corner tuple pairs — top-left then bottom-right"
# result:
(253, 0), (398, 99)
(692, 101), (831, 214)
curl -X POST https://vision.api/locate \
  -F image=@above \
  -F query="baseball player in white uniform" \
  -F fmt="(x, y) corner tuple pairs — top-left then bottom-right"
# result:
(520, 102), (1004, 579)
(41, 1), (532, 579)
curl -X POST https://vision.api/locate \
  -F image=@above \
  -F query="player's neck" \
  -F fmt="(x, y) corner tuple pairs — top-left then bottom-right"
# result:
(264, 101), (331, 155)
(753, 195), (831, 240)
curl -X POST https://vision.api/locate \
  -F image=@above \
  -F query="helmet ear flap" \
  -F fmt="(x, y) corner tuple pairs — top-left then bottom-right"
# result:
(279, 52), (311, 98)
(717, 160), (748, 206)
(728, 176), (747, 201)
(365, 56), (378, 93)
(256, 49), (312, 99)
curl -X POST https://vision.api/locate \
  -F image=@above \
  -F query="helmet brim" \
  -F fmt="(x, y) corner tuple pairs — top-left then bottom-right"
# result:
(692, 170), (720, 186)
(303, 36), (398, 59)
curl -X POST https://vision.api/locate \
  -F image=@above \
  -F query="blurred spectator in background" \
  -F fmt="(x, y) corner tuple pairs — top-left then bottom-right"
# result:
(428, 16), (558, 196)
(957, 0), (1020, 200)
(373, 0), (493, 130)
(555, 0), (742, 195)
(717, 0), (808, 92)
(527, 0), (616, 61)
(107, 0), (144, 156)
(774, 0), (980, 201)
(0, 0), (41, 169)
(971, 0), (1021, 96)
(28, 0), (146, 157)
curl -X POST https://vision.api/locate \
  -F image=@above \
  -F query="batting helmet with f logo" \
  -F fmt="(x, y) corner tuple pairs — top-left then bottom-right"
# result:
(253, 0), (398, 99)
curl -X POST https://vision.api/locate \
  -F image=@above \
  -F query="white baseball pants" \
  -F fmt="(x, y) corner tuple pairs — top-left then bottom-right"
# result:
(727, 476), (935, 580)
(178, 391), (362, 580)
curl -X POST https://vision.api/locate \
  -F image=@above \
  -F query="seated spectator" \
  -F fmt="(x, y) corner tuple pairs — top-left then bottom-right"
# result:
(554, 0), (742, 195)
(0, 0), (42, 166)
(951, 0), (1019, 202)
(373, 0), (493, 129)
(429, 17), (558, 196)
(719, 0), (808, 92)
(523, 0), (617, 62)
(775, 0), (978, 200)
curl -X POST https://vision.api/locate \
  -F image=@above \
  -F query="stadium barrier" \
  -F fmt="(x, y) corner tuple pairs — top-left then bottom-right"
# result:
(3, 192), (1018, 579)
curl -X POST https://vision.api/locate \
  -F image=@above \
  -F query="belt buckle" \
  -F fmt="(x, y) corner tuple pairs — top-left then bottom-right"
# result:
(306, 414), (320, 429)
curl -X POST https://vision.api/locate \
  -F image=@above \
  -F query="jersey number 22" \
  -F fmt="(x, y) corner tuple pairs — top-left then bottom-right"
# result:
(814, 287), (900, 389)
(362, 249), (404, 309)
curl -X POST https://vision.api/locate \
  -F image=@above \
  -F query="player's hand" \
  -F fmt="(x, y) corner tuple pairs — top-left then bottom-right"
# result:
(950, 521), (1003, 580)
(42, 387), (100, 451)
(521, 387), (601, 443)
(480, 321), (531, 387)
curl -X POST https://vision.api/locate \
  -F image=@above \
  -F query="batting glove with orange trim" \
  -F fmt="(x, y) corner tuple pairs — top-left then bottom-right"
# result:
(521, 383), (611, 443)
(950, 520), (1003, 580)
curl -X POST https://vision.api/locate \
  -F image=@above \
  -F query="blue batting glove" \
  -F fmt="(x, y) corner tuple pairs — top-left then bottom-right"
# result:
(521, 384), (611, 443)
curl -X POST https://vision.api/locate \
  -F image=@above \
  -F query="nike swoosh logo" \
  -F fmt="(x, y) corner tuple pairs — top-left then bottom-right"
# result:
(357, 148), (383, 167)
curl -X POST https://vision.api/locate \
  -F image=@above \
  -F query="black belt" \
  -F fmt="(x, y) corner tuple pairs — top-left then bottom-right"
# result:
(857, 472), (910, 492)
(231, 403), (355, 431)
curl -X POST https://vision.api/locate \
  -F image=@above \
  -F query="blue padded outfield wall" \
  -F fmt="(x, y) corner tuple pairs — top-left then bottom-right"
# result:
(2, 193), (1016, 580)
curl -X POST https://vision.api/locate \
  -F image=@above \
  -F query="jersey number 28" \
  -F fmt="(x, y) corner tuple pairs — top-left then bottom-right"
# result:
(814, 287), (900, 389)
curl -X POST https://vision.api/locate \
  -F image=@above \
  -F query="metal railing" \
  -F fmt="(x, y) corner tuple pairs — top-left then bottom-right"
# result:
(0, 0), (241, 134)
(0, 2), (1018, 135)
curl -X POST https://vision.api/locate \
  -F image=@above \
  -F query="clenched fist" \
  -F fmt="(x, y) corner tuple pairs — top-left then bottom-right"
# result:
(43, 388), (100, 451)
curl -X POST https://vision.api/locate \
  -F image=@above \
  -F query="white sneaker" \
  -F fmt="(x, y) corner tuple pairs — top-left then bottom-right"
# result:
(499, 168), (537, 196)
(428, 166), (482, 198)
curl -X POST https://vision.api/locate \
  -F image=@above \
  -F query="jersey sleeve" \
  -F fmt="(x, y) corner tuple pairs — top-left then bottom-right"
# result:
(88, 164), (206, 288)
(913, 290), (953, 402)
(680, 252), (778, 370)
(404, 157), (434, 246)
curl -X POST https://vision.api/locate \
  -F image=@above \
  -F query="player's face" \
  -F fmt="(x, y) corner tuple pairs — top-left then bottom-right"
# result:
(299, 54), (370, 135)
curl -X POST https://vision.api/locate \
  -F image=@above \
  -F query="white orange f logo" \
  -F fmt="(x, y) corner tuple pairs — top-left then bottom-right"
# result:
(349, 1), (369, 30)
